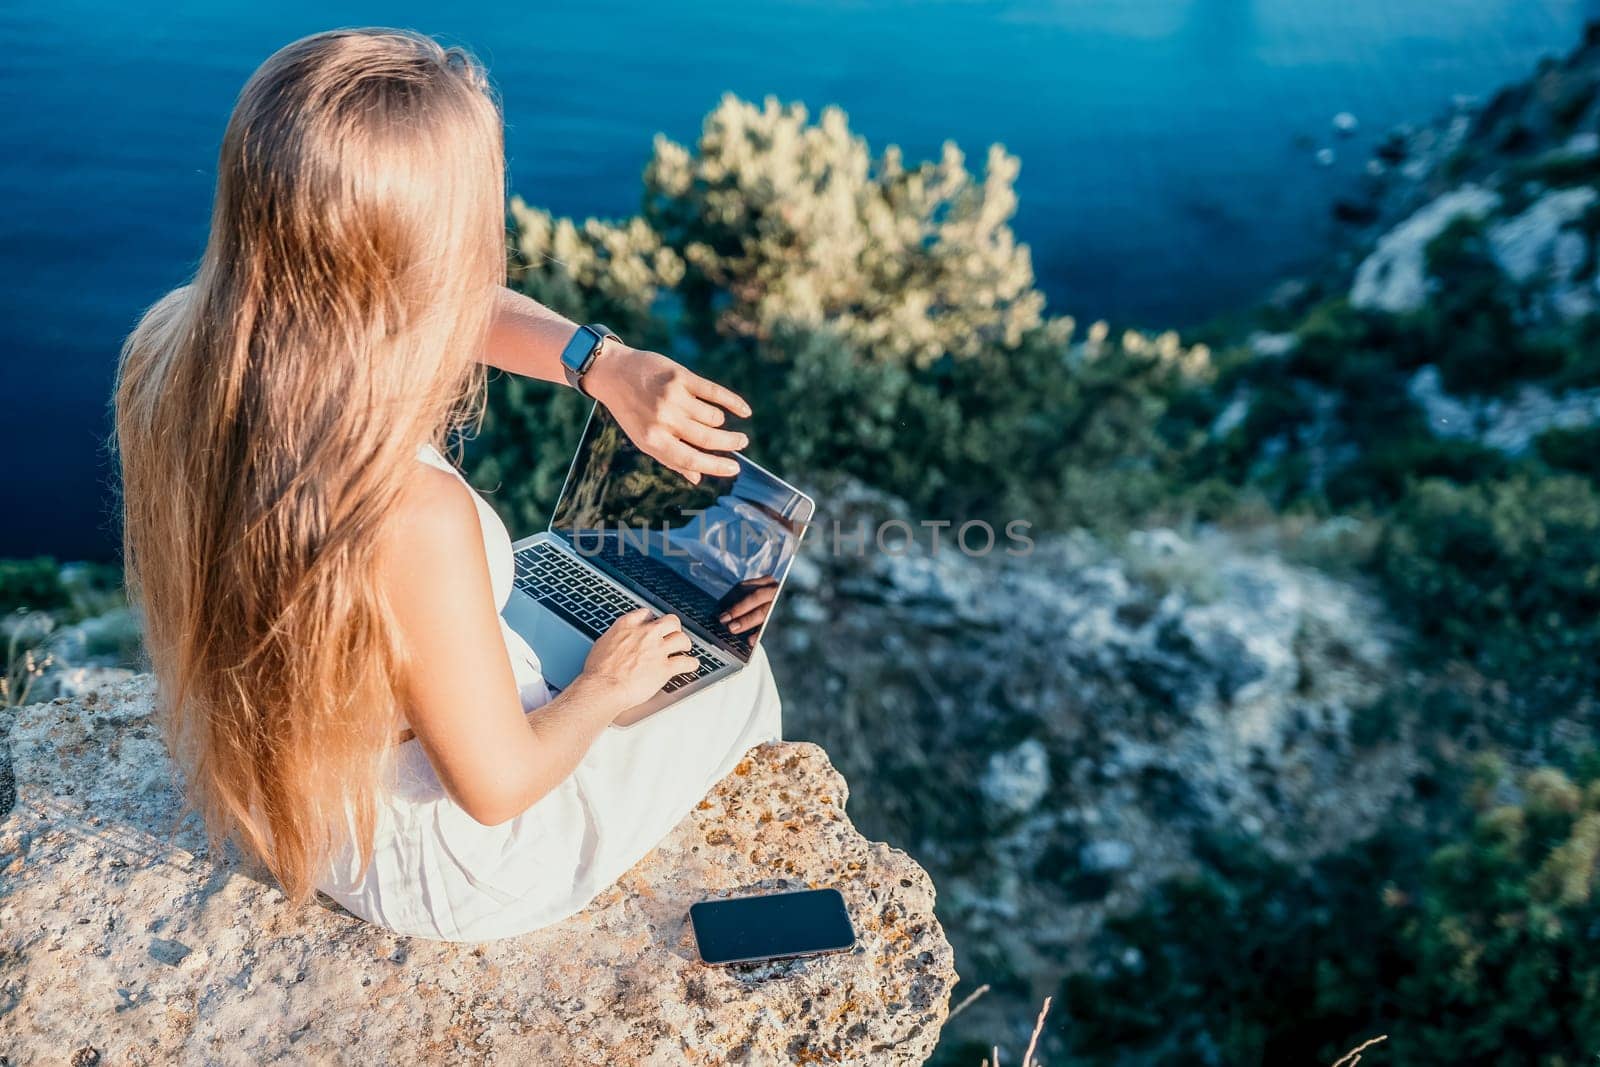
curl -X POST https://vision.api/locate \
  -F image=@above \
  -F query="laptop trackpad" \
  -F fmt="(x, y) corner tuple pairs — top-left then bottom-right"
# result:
(504, 594), (592, 691)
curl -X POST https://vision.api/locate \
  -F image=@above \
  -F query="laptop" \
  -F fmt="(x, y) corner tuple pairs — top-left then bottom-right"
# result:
(502, 403), (814, 728)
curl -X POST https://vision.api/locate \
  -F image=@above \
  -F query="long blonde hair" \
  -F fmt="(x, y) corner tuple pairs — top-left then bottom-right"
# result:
(115, 29), (506, 901)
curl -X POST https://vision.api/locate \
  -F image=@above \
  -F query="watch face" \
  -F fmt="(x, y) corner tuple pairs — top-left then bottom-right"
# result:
(563, 326), (601, 373)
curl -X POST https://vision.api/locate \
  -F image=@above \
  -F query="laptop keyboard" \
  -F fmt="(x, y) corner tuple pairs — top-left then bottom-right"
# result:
(513, 541), (727, 693)
(589, 541), (754, 658)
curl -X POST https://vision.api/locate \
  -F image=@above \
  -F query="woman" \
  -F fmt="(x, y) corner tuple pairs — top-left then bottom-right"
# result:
(115, 29), (782, 941)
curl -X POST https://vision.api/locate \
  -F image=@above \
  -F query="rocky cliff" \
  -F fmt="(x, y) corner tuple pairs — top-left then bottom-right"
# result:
(768, 482), (1417, 1051)
(0, 678), (955, 1065)
(1337, 23), (1599, 251)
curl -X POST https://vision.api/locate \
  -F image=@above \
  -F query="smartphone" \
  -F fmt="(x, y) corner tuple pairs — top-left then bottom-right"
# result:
(689, 887), (857, 965)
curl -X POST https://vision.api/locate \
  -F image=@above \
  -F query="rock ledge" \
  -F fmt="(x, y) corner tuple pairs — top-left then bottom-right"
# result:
(0, 677), (954, 1064)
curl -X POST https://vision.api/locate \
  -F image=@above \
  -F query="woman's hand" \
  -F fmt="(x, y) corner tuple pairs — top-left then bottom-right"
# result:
(479, 292), (752, 482)
(718, 577), (779, 635)
(580, 608), (698, 709)
(585, 344), (752, 484)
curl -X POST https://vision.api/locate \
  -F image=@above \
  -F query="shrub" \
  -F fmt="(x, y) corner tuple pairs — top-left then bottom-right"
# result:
(467, 375), (593, 536)
(1059, 830), (1421, 1065)
(640, 95), (1045, 368)
(1506, 148), (1600, 188)
(1378, 474), (1600, 696)
(698, 321), (1203, 531)
(1061, 763), (1600, 1065)
(1326, 434), (1512, 510)
(1414, 217), (1574, 392)
(0, 557), (67, 615)
(1536, 424), (1600, 481)
(1393, 765), (1600, 1060)
(470, 97), (1211, 536)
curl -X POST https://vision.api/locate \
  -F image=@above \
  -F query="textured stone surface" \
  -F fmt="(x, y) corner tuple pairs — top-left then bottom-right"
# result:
(1348, 184), (1501, 312)
(0, 678), (954, 1065)
(1408, 364), (1600, 455)
(771, 485), (1415, 1048)
(1489, 186), (1600, 322)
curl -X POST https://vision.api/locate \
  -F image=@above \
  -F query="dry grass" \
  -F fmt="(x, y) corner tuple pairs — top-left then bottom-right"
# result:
(1331, 1034), (1387, 1067)
(2, 612), (57, 709)
(947, 983), (992, 1021)
(964, 997), (1382, 1066)
(980, 996), (1052, 1067)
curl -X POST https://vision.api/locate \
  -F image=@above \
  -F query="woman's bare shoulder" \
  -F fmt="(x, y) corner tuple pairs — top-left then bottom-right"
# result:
(380, 460), (489, 589)
(378, 457), (512, 708)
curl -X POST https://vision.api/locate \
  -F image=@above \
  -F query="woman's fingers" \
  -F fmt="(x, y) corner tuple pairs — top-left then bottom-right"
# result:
(721, 582), (777, 612)
(598, 348), (751, 484)
(723, 598), (777, 630)
(682, 394), (726, 428)
(724, 603), (771, 634)
(666, 650), (700, 678)
(661, 629), (692, 654)
(725, 597), (774, 633)
(615, 606), (653, 630)
(624, 363), (750, 481)
(682, 395), (749, 438)
(676, 416), (748, 456)
(684, 372), (752, 419)
(720, 585), (777, 633)
(660, 438), (739, 481)
(718, 581), (777, 619)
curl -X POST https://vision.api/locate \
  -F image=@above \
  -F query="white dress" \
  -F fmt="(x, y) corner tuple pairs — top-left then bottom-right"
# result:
(316, 445), (783, 941)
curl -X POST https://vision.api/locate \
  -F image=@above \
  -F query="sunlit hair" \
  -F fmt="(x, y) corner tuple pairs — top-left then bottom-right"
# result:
(115, 29), (506, 902)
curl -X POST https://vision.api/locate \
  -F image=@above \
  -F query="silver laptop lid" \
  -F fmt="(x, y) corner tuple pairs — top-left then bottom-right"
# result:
(548, 404), (814, 661)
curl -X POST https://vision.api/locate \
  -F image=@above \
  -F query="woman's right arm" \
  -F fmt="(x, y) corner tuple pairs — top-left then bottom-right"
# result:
(380, 465), (696, 825)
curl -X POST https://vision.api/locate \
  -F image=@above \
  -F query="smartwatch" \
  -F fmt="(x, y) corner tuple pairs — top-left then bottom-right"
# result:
(559, 323), (619, 397)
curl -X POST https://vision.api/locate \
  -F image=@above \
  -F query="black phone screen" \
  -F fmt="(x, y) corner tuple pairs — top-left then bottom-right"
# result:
(689, 888), (856, 965)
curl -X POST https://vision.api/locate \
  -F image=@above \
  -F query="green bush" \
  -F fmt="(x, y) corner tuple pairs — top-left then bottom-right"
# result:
(1394, 765), (1600, 1060)
(1327, 434), (1512, 511)
(1059, 830), (1422, 1065)
(698, 323), (1202, 531)
(1288, 299), (1431, 385)
(467, 374), (593, 536)
(1416, 217), (1586, 393)
(1536, 424), (1600, 482)
(1203, 297), (1502, 511)
(0, 557), (67, 615)
(470, 97), (1210, 536)
(1506, 148), (1600, 188)
(1271, 225), (1587, 409)
(1061, 763), (1600, 1065)
(1378, 474), (1600, 696)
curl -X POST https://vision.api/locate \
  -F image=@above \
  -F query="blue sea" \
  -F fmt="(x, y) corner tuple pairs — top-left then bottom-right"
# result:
(2, 0), (1595, 559)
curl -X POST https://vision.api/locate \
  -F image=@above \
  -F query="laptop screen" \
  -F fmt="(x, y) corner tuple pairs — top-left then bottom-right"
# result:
(549, 404), (813, 660)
